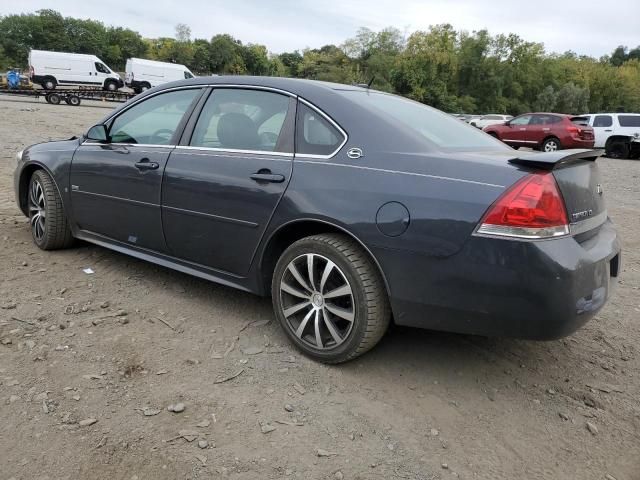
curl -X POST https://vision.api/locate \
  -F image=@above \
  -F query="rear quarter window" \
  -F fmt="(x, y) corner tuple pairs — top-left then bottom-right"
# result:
(618, 115), (640, 127)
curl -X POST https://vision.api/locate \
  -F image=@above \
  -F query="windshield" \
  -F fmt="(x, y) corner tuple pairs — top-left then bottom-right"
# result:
(342, 91), (507, 151)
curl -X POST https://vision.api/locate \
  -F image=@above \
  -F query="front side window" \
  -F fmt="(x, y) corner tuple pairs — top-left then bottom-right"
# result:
(95, 62), (110, 74)
(296, 103), (345, 156)
(510, 115), (532, 126)
(190, 88), (291, 152)
(184, 71), (194, 79)
(593, 115), (613, 128)
(109, 88), (200, 145)
(618, 115), (640, 127)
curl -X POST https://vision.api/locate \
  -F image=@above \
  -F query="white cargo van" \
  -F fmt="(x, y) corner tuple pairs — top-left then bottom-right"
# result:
(125, 58), (195, 93)
(29, 50), (123, 91)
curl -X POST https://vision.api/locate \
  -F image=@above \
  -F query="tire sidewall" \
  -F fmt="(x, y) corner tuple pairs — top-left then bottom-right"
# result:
(272, 237), (371, 362)
(606, 142), (629, 159)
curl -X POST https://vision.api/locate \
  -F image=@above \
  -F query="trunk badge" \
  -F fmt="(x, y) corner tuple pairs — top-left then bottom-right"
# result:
(596, 184), (603, 195)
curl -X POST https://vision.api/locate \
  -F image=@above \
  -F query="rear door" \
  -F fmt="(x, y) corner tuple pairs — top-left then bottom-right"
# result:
(591, 114), (614, 148)
(161, 87), (296, 275)
(70, 87), (203, 252)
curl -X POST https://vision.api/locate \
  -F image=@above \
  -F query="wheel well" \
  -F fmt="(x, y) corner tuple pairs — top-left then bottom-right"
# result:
(259, 220), (390, 300)
(17, 164), (43, 215)
(605, 135), (631, 147)
(541, 135), (560, 147)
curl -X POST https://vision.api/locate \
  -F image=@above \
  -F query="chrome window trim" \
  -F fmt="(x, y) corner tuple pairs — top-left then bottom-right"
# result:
(296, 98), (348, 160)
(79, 141), (175, 149)
(175, 145), (293, 158)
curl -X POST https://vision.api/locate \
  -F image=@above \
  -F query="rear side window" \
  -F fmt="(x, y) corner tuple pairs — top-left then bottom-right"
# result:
(190, 88), (292, 152)
(618, 115), (640, 127)
(109, 88), (200, 145)
(296, 103), (345, 156)
(593, 115), (613, 127)
(184, 71), (194, 79)
(570, 116), (589, 126)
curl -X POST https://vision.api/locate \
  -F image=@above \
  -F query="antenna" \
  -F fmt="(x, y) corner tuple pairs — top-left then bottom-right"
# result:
(367, 76), (375, 88)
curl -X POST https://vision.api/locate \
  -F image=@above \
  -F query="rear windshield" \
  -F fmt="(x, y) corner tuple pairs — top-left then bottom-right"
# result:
(619, 115), (640, 127)
(571, 116), (590, 126)
(341, 91), (506, 151)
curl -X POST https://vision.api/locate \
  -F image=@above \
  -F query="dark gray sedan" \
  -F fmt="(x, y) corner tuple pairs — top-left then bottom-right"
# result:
(14, 76), (621, 363)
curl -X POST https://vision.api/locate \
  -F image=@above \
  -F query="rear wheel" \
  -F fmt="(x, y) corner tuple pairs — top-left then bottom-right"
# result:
(542, 137), (561, 152)
(272, 234), (390, 363)
(41, 77), (56, 90)
(605, 140), (630, 159)
(28, 170), (74, 250)
(65, 94), (81, 106)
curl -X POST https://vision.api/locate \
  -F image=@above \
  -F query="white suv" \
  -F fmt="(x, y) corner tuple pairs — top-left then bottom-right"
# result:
(579, 113), (640, 159)
(469, 114), (513, 129)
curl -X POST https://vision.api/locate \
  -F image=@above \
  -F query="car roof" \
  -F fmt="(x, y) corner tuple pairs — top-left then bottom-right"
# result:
(156, 75), (367, 96)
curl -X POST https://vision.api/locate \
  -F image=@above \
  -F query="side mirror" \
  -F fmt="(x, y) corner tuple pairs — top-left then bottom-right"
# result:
(86, 124), (109, 143)
(505, 121), (512, 127)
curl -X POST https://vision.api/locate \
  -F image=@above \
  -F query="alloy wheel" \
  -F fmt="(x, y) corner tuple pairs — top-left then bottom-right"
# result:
(544, 140), (559, 152)
(28, 178), (46, 242)
(279, 253), (355, 350)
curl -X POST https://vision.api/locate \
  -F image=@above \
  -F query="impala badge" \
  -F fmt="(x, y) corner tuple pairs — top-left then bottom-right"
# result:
(347, 147), (364, 159)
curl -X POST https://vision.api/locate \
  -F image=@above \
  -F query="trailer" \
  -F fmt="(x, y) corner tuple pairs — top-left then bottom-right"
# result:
(0, 86), (136, 106)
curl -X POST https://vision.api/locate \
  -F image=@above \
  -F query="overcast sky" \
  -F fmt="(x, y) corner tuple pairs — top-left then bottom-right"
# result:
(2, 0), (637, 57)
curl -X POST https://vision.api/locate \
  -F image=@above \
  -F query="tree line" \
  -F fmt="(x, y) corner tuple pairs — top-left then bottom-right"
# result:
(1, 9), (639, 114)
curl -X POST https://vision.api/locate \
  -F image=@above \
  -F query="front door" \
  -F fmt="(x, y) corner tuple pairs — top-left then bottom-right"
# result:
(162, 87), (296, 276)
(70, 88), (202, 252)
(502, 114), (532, 145)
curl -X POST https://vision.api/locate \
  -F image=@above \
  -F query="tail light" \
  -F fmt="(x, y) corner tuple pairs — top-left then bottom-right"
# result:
(475, 172), (569, 239)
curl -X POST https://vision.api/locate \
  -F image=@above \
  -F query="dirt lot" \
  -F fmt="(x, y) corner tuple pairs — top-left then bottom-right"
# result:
(0, 95), (639, 480)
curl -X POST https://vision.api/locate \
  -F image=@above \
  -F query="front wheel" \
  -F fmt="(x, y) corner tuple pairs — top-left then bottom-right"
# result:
(272, 234), (390, 363)
(28, 170), (74, 250)
(542, 137), (561, 152)
(104, 80), (118, 92)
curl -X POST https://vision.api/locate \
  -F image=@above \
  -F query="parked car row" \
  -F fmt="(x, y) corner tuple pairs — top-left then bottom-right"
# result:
(481, 112), (640, 158)
(28, 50), (195, 94)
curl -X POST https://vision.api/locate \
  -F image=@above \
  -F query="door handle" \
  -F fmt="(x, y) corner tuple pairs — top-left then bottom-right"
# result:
(135, 158), (159, 171)
(604, 129), (612, 132)
(250, 170), (285, 183)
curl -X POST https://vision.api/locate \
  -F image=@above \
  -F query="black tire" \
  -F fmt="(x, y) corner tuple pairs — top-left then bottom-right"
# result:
(605, 140), (630, 159)
(42, 77), (56, 90)
(66, 94), (81, 106)
(46, 93), (61, 105)
(272, 234), (390, 363)
(28, 170), (74, 251)
(542, 137), (561, 152)
(104, 80), (118, 92)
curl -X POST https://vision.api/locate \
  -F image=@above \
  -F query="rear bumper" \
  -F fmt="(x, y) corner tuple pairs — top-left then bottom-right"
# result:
(564, 137), (594, 149)
(377, 219), (621, 340)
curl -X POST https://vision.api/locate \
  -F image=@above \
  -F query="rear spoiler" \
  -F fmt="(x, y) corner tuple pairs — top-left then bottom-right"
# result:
(508, 149), (603, 170)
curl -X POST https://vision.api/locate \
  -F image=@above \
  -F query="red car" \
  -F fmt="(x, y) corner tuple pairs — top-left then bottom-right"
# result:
(483, 113), (595, 151)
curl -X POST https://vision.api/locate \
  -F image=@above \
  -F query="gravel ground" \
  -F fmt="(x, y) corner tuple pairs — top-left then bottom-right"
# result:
(0, 95), (639, 480)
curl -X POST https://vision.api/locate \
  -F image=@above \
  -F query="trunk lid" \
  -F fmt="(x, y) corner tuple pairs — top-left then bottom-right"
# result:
(509, 149), (607, 236)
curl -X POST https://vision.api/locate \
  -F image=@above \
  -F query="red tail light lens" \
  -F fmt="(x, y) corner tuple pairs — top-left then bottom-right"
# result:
(476, 172), (569, 239)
